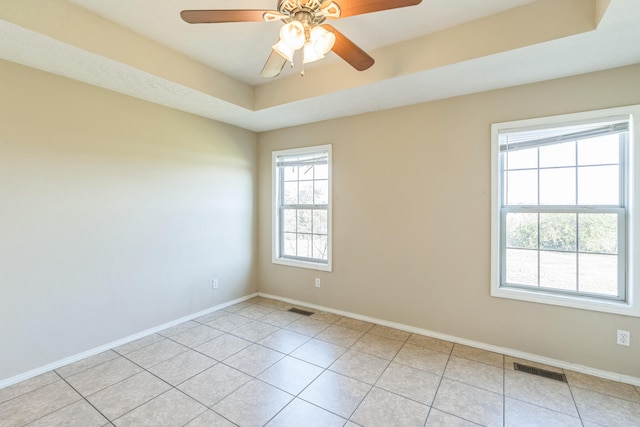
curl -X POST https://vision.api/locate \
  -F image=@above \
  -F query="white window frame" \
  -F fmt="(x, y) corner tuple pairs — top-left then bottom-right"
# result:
(491, 105), (640, 317)
(272, 144), (332, 272)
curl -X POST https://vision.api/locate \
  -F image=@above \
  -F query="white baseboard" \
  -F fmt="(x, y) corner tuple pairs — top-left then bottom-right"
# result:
(258, 292), (640, 387)
(0, 293), (258, 390)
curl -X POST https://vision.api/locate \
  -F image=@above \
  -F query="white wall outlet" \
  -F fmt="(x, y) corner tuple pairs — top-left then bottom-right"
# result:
(315, 278), (321, 288)
(212, 279), (219, 290)
(616, 329), (630, 346)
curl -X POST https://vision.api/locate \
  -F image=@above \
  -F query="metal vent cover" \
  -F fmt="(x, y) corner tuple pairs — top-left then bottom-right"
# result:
(288, 307), (314, 316)
(514, 362), (567, 383)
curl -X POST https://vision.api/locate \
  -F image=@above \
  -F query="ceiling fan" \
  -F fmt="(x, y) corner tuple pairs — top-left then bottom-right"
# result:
(181, 0), (423, 78)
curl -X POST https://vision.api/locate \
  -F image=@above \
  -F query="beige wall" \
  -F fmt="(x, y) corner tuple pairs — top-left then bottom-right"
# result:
(0, 60), (257, 381)
(258, 64), (640, 378)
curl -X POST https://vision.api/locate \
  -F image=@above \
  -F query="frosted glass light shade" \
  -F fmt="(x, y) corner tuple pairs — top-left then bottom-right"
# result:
(309, 26), (335, 55)
(273, 40), (295, 62)
(279, 21), (305, 50)
(303, 43), (325, 63)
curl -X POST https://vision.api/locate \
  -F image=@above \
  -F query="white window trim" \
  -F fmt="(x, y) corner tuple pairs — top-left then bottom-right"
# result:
(272, 144), (332, 272)
(490, 105), (640, 317)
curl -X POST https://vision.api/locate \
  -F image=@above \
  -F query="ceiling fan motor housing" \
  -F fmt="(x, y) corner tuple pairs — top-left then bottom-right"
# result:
(277, 0), (340, 25)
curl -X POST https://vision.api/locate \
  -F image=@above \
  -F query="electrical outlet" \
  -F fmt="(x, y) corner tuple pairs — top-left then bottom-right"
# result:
(617, 329), (630, 346)
(212, 279), (219, 290)
(315, 278), (321, 288)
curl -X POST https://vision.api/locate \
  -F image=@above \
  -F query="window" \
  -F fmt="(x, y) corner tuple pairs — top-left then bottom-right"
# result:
(272, 145), (332, 271)
(491, 106), (640, 316)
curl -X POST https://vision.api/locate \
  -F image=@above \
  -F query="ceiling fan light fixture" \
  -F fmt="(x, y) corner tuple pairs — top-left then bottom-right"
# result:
(279, 21), (305, 50)
(309, 26), (335, 55)
(273, 40), (295, 62)
(302, 43), (325, 64)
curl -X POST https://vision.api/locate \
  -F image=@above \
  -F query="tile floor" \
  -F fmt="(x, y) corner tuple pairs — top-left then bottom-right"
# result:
(1, 296), (639, 427)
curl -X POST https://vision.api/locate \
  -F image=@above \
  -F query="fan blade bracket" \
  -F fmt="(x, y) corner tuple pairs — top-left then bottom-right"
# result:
(321, 1), (341, 19)
(263, 11), (286, 22)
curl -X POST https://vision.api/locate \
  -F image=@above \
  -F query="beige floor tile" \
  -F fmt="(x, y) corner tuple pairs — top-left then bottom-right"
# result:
(290, 338), (347, 368)
(505, 397), (582, 426)
(223, 301), (255, 313)
(158, 320), (200, 338)
(28, 399), (108, 427)
(224, 344), (284, 376)
(258, 328), (310, 354)
(367, 324), (411, 342)
(259, 310), (303, 327)
(184, 409), (236, 426)
(572, 386), (640, 426)
(504, 369), (578, 417)
(425, 408), (479, 426)
(193, 310), (228, 324)
(329, 349), (390, 384)
(213, 379), (293, 427)
(170, 324), (223, 348)
(376, 362), (441, 405)
(394, 343), (450, 376)
(407, 334), (454, 354)
(316, 325), (365, 347)
(55, 350), (119, 379)
(114, 389), (207, 426)
(451, 344), (503, 368)
(235, 304), (277, 319)
(0, 371), (59, 404)
(195, 333), (251, 361)
(256, 298), (290, 310)
(125, 338), (188, 369)
(299, 370), (371, 418)
(0, 380), (81, 427)
(206, 312), (253, 332)
(87, 371), (171, 420)
(309, 311), (343, 324)
(351, 387), (430, 427)
(335, 317), (374, 332)
(258, 356), (324, 395)
(266, 398), (347, 427)
(148, 349), (216, 386)
(284, 317), (331, 337)
(352, 333), (404, 360)
(433, 378), (503, 427)
(65, 356), (142, 396)
(230, 320), (280, 342)
(566, 370), (640, 403)
(444, 356), (504, 394)
(178, 364), (251, 407)
(113, 334), (164, 355)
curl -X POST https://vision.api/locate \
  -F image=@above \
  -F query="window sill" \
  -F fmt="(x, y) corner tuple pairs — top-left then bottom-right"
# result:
(272, 257), (332, 272)
(491, 285), (640, 317)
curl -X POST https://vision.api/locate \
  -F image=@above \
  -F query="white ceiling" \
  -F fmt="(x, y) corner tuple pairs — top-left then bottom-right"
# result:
(1, 0), (640, 132)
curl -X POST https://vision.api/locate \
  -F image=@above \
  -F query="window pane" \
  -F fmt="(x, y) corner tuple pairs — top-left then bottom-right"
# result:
(283, 209), (297, 232)
(297, 233), (312, 258)
(314, 180), (328, 205)
(578, 135), (619, 166)
(506, 170), (537, 205)
(539, 141), (575, 168)
(299, 164), (314, 180)
(539, 168), (575, 205)
(297, 209), (312, 233)
(577, 165), (619, 205)
(283, 232), (297, 257)
(313, 210), (328, 234)
(315, 163), (329, 179)
(284, 182), (298, 204)
(283, 165), (298, 181)
(540, 251), (576, 291)
(540, 213), (576, 251)
(579, 253), (618, 296)
(298, 181), (314, 204)
(578, 214), (618, 254)
(313, 235), (328, 261)
(506, 213), (538, 249)
(505, 249), (538, 286)
(505, 147), (537, 170)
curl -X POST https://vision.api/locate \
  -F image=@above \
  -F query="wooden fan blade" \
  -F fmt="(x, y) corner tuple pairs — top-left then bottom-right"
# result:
(261, 50), (287, 78)
(181, 10), (274, 24)
(335, 0), (422, 18)
(323, 25), (374, 71)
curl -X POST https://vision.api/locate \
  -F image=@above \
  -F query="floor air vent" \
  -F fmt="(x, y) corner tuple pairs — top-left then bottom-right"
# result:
(288, 307), (314, 316)
(514, 363), (567, 383)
